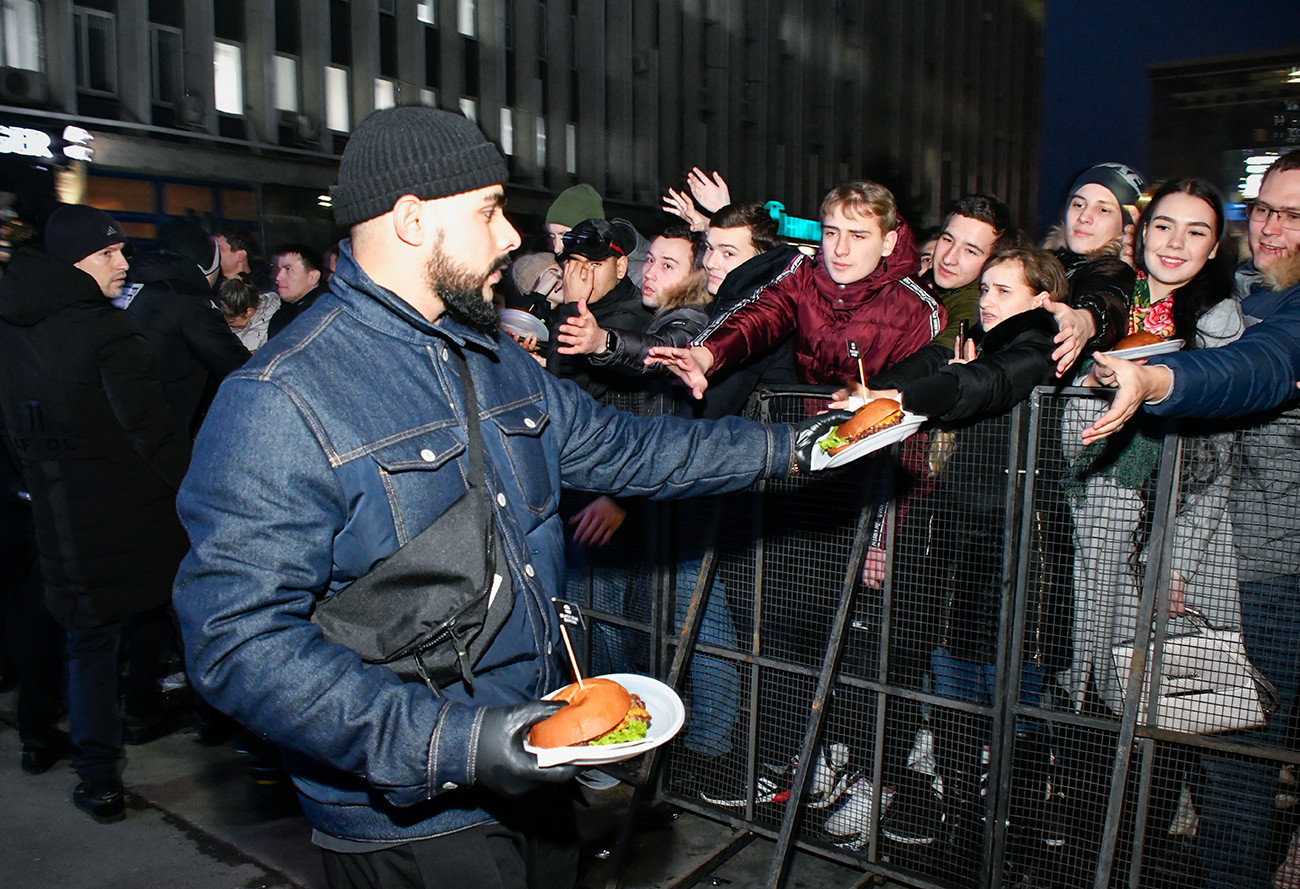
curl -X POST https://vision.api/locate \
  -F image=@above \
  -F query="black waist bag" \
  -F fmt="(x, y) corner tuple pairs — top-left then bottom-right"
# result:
(310, 349), (513, 695)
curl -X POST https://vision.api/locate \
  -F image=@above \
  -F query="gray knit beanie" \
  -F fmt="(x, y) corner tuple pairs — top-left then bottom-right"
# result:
(330, 106), (509, 227)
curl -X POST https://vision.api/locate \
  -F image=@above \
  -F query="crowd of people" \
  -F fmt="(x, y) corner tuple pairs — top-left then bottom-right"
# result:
(0, 101), (1297, 889)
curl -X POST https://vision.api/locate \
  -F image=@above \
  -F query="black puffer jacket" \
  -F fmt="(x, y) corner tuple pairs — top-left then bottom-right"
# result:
(546, 274), (654, 401)
(0, 248), (192, 628)
(1053, 248), (1135, 353)
(124, 250), (249, 437)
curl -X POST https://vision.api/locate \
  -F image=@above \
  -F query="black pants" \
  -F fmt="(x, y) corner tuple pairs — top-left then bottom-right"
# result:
(320, 794), (579, 889)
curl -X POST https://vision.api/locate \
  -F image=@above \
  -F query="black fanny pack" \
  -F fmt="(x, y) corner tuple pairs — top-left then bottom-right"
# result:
(310, 348), (513, 695)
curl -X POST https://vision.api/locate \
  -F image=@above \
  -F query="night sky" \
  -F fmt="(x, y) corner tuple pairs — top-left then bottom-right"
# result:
(1038, 0), (1300, 230)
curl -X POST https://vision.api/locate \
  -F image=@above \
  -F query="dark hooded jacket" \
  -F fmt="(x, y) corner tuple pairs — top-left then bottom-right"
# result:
(697, 221), (944, 387)
(124, 250), (250, 437)
(0, 248), (192, 628)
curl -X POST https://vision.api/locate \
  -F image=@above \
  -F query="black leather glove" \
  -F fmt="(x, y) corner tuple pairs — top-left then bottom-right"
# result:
(791, 409), (855, 475)
(475, 700), (578, 797)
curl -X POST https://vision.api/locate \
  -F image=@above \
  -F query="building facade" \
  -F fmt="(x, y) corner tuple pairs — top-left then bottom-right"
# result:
(0, 0), (1044, 252)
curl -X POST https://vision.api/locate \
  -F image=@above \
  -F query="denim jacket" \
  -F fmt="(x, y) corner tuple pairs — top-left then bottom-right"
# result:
(173, 243), (792, 843)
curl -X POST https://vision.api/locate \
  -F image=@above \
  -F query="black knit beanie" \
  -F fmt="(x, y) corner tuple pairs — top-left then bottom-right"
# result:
(158, 219), (220, 276)
(1068, 163), (1146, 217)
(330, 106), (509, 227)
(44, 204), (126, 265)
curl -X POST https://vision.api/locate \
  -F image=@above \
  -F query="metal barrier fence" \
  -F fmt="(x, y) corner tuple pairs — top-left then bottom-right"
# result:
(564, 385), (1300, 889)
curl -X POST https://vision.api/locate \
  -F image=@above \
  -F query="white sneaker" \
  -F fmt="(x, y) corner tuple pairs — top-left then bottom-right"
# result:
(807, 743), (852, 809)
(825, 777), (895, 838)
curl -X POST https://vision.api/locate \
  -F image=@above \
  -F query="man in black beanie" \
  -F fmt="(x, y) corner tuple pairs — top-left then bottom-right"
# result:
(122, 218), (249, 438)
(173, 106), (842, 889)
(0, 204), (191, 823)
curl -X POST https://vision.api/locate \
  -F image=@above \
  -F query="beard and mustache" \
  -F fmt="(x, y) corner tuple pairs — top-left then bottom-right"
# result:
(425, 235), (511, 333)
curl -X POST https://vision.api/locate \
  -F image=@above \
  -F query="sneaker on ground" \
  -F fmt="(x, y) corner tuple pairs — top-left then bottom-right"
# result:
(807, 743), (853, 809)
(700, 763), (787, 808)
(881, 789), (942, 846)
(825, 777), (895, 838)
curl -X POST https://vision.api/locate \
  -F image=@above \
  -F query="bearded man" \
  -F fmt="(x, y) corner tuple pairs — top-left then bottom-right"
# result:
(172, 107), (843, 889)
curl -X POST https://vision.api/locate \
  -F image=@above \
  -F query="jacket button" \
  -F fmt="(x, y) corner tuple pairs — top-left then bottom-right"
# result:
(524, 564), (535, 577)
(496, 492), (506, 507)
(441, 781), (458, 791)
(524, 417), (537, 428)
(420, 449), (436, 462)
(441, 347), (449, 360)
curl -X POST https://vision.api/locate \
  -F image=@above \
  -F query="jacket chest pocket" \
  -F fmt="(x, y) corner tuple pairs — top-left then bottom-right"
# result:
(369, 427), (466, 546)
(486, 401), (553, 517)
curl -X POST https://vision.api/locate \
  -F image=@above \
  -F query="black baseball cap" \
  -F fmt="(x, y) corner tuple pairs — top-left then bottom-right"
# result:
(558, 217), (637, 263)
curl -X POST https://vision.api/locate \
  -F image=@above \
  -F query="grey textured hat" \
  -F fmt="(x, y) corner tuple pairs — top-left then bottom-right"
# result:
(330, 106), (508, 227)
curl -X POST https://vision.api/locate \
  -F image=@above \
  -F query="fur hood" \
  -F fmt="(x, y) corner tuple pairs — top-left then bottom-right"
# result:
(1041, 223), (1123, 260)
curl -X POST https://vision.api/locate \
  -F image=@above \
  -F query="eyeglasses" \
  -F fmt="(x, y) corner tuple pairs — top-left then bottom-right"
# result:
(1247, 200), (1300, 231)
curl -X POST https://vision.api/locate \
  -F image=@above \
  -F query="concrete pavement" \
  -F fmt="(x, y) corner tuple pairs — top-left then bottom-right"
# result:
(0, 689), (873, 888)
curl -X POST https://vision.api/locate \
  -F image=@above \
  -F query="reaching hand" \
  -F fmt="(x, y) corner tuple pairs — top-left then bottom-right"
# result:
(1046, 301), (1096, 377)
(686, 167), (731, 214)
(645, 345), (714, 399)
(568, 496), (627, 547)
(556, 300), (607, 355)
(1079, 352), (1172, 444)
(475, 701), (578, 797)
(862, 545), (887, 588)
(661, 187), (709, 232)
(792, 409), (856, 474)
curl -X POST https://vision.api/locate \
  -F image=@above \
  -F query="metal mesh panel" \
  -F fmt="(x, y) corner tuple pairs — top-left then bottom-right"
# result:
(599, 388), (1300, 889)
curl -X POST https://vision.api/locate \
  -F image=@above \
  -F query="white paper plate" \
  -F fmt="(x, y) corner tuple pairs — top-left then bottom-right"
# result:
(811, 405), (927, 471)
(499, 308), (549, 343)
(525, 673), (685, 768)
(1102, 338), (1184, 360)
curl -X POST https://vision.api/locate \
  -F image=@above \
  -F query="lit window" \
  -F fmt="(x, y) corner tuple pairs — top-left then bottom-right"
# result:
(213, 41), (244, 115)
(374, 78), (395, 110)
(499, 107), (513, 156)
(459, 96), (477, 122)
(565, 123), (576, 175)
(417, 1), (435, 25)
(325, 65), (350, 132)
(458, 0), (476, 38)
(2, 0), (42, 71)
(535, 117), (546, 167)
(274, 55), (299, 113)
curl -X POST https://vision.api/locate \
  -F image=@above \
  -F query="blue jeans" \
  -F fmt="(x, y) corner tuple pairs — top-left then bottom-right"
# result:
(67, 620), (124, 785)
(1198, 574), (1300, 889)
(675, 560), (739, 758)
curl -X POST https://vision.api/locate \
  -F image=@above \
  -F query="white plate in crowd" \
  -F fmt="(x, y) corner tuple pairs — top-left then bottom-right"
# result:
(499, 308), (550, 343)
(1102, 338), (1184, 361)
(525, 672), (685, 768)
(811, 402), (927, 471)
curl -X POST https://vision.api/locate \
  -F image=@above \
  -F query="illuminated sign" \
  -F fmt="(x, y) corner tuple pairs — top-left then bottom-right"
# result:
(0, 124), (52, 158)
(1239, 153), (1280, 200)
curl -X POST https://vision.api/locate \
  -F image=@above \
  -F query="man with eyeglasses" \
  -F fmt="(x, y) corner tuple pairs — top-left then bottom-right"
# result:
(1084, 149), (1300, 435)
(1083, 150), (1300, 889)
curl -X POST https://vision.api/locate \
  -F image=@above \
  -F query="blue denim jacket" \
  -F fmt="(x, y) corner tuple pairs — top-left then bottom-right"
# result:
(173, 244), (792, 843)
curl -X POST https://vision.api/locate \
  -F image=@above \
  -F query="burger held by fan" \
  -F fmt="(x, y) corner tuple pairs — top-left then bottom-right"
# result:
(529, 677), (652, 749)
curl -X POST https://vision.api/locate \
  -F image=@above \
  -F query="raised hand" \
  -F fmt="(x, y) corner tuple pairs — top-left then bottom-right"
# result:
(686, 167), (731, 214)
(661, 187), (709, 231)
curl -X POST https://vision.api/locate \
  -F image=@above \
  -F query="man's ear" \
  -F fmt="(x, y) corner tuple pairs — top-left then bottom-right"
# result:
(307, 268), (322, 288)
(391, 194), (427, 247)
(615, 255), (629, 280)
(881, 229), (899, 257)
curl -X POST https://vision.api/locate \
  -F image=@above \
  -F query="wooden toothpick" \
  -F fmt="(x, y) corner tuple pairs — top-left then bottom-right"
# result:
(559, 624), (584, 689)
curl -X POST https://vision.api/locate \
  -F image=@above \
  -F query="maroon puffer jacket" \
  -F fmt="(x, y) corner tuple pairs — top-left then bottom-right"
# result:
(698, 221), (944, 387)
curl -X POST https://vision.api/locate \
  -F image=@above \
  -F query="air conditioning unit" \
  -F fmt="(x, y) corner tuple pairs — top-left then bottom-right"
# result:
(0, 67), (51, 107)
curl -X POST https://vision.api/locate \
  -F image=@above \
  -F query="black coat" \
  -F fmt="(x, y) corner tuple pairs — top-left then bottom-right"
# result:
(267, 284), (326, 340)
(125, 251), (250, 437)
(874, 309), (1071, 666)
(546, 274), (654, 401)
(0, 248), (191, 628)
